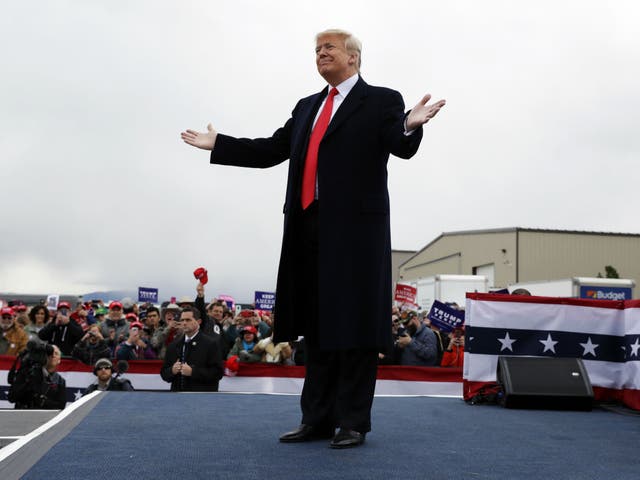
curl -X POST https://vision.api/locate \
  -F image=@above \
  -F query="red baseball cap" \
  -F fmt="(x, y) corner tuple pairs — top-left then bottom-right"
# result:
(1, 307), (15, 316)
(129, 321), (145, 330)
(241, 325), (258, 335)
(193, 267), (209, 285)
(58, 301), (72, 310)
(109, 301), (123, 310)
(125, 313), (138, 322)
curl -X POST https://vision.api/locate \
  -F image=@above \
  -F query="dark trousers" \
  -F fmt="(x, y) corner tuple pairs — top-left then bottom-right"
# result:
(295, 202), (378, 433)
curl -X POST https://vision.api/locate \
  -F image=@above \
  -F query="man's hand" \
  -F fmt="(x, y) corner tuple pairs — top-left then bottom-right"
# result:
(171, 361), (182, 375)
(180, 364), (193, 377)
(397, 334), (412, 348)
(406, 94), (446, 131)
(196, 282), (204, 298)
(180, 123), (218, 151)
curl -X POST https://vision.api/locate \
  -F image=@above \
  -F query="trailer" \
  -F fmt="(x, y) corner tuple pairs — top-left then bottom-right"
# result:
(412, 274), (489, 311)
(508, 277), (635, 300)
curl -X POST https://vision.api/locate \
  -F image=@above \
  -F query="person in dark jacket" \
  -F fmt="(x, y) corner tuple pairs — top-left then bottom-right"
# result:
(160, 306), (223, 392)
(84, 358), (134, 394)
(71, 324), (111, 365)
(180, 28), (445, 448)
(397, 312), (438, 366)
(38, 303), (83, 356)
(9, 344), (66, 409)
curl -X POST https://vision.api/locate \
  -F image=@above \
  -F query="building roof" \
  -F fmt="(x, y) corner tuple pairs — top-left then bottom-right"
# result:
(399, 227), (640, 269)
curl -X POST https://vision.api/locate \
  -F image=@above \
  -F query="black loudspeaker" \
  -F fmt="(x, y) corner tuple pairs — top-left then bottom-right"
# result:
(497, 356), (594, 410)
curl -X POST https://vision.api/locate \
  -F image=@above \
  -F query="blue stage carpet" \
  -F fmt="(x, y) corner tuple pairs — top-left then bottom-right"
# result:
(17, 392), (640, 479)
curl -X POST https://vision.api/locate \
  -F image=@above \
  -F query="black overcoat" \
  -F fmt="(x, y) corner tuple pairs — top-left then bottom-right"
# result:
(211, 77), (423, 351)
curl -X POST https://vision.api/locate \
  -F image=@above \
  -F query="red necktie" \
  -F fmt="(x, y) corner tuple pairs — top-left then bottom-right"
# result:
(301, 87), (339, 209)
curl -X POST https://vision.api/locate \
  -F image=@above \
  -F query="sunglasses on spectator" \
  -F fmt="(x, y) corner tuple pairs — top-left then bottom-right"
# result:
(97, 366), (111, 371)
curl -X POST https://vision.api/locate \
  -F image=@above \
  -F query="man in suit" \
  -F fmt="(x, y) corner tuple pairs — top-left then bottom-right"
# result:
(181, 29), (445, 447)
(160, 306), (223, 392)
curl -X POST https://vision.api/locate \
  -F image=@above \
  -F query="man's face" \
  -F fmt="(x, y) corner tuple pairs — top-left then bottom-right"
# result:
(96, 364), (112, 382)
(109, 307), (122, 320)
(47, 348), (61, 370)
(210, 306), (224, 321)
(145, 311), (160, 328)
(181, 312), (199, 337)
(0, 314), (14, 331)
(88, 326), (100, 344)
(315, 33), (357, 85)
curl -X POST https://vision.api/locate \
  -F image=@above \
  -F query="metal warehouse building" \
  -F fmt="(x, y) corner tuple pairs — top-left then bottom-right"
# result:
(397, 227), (640, 293)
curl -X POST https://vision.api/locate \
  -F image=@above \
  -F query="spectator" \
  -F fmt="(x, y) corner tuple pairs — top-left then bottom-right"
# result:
(116, 317), (157, 360)
(207, 302), (226, 334)
(249, 310), (271, 339)
(84, 358), (134, 394)
(143, 306), (162, 335)
(228, 325), (261, 363)
(70, 302), (90, 331)
(151, 304), (183, 359)
(121, 297), (138, 316)
(178, 295), (195, 309)
(1, 307), (29, 356)
(8, 344), (66, 410)
(441, 327), (465, 367)
(93, 307), (108, 325)
(26, 305), (50, 336)
(38, 302), (83, 356)
(71, 324), (112, 365)
(160, 306), (223, 392)
(100, 301), (130, 355)
(396, 311), (438, 366)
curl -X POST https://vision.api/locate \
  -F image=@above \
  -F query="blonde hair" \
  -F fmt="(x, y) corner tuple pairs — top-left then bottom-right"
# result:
(315, 29), (362, 72)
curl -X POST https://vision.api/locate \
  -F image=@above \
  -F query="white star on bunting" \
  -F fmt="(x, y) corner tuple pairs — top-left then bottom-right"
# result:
(498, 332), (517, 352)
(579, 337), (599, 357)
(630, 338), (640, 357)
(74, 390), (83, 401)
(539, 333), (558, 354)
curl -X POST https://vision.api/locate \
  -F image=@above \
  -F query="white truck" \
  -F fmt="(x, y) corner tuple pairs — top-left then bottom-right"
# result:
(508, 277), (635, 300)
(412, 274), (489, 311)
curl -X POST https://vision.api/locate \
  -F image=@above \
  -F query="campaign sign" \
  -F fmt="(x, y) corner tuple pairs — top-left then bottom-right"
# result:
(218, 295), (235, 311)
(254, 291), (276, 311)
(427, 300), (465, 333)
(580, 285), (632, 301)
(138, 287), (158, 303)
(395, 284), (417, 304)
(46, 294), (59, 311)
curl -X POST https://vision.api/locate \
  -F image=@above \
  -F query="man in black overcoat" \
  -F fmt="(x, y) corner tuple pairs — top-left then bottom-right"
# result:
(181, 28), (445, 447)
(160, 306), (223, 392)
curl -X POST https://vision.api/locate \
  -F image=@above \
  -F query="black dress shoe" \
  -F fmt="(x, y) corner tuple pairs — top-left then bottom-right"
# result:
(329, 428), (366, 449)
(279, 424), (335, 443)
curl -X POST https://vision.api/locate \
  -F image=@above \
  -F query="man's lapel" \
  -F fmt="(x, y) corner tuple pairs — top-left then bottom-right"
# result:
(324, 77), (367, 138)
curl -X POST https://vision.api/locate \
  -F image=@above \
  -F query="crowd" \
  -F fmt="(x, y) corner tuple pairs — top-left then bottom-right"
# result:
(1, 282), (465, 409)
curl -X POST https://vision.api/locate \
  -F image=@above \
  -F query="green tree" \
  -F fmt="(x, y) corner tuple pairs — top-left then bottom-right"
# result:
(604, 265), (620, 278)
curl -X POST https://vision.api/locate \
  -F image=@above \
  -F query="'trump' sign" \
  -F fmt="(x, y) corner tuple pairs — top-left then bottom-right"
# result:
(138, 287), (158, 303)
(427, 300), (465, 332)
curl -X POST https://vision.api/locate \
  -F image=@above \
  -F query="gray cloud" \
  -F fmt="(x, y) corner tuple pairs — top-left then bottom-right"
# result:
(1, 1), (638, 301)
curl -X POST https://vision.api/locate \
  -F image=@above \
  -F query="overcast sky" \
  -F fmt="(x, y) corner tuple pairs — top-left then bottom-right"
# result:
(1, 1), (638, 303)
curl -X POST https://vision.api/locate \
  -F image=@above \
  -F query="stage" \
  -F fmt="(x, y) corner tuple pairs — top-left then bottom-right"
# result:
(1, 391), (639, 480)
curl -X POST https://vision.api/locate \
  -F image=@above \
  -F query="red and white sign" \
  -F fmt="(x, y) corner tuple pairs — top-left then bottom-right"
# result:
(394, 283), (417, 304)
